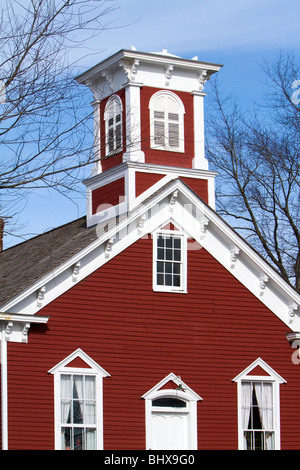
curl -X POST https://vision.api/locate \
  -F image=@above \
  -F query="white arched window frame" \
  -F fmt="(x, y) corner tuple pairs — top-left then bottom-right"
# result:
(233, 358), (286, 451)
(149, 90), (185, 152)
(142, 373), (202, 450)
(104, 94), (123, 156)
(49, 349), (110, 450)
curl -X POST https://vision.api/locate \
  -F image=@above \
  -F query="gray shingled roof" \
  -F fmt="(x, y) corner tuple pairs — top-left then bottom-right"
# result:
(0, 217), (99, 306)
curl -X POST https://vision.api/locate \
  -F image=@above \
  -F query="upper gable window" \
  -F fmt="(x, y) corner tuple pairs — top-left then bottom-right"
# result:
(104, 94), (123, 156)
(149, 91), (185, 152)
(153, 230), (187, 293)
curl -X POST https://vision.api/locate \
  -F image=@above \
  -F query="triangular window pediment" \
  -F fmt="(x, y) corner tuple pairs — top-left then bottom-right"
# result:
(233, 358), (286, 384)
(48, 348), (110, 377)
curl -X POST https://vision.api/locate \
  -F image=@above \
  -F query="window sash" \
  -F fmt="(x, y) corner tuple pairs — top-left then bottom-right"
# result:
(60, 374), (97, 450)
(154, 233), (186, 291)
(241, 381), (275, 450)
(151, 93), (184, 152)
(105, 97), (123, 155)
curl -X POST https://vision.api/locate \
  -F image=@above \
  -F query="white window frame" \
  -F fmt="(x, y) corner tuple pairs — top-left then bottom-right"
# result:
(153, 229), (187, 293)
(149, 90), (185, 152)
(233, 358), (286, 450)
(48, 349), (110, 450)
(104, 94), (123, 156)
(142, 373), (202, 450)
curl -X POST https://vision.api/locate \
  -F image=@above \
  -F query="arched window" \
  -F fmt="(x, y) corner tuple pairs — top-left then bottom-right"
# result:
(104, 94), (123, 155)
(149, 91), (185, 152)
(142, 373), (202, 450)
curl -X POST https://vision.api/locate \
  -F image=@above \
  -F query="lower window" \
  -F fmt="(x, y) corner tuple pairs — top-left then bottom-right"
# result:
(233, 358), (286, 450)
(242, 382), (274, 450)
(60, 374), (97, 450)
(49, 348), (110, 450)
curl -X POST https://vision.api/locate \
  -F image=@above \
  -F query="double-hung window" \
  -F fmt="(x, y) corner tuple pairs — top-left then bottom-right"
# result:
(241, 381), (275, 450)
(149, 91), (185, 152)
(104, 94), (123, 155)
(49, 348), (110, 450)
(153, 231), (187, 292)
(60, 373), (97, 450)
(233, 358), (286, 450)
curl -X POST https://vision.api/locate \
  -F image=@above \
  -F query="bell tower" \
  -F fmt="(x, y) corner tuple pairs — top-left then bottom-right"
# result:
(76, 48), (222, 227)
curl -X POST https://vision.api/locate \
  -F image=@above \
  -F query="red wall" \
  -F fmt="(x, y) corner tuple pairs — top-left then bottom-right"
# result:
(92, 178), (125, 214)
(135, 173), (209, 203)
(6, 236), (300, 450)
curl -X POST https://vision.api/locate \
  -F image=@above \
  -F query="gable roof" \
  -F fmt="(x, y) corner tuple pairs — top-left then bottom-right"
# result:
(0, 217), (97, 306)
(1, 179), (299, 332)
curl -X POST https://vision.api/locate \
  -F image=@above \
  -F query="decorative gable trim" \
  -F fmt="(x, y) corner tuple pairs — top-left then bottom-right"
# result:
(232, 357), (286, 384)
(48, 348), (110, 377)
(142, 372), (202, 402)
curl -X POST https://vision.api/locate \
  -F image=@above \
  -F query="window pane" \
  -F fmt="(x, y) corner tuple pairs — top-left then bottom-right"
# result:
(85, 402), (96, 424)
(85, 376), (96, 400)
(157, 235), (164, 247)
(173, 238), (181, 249)
(86, 428), (97, 450)
(61, 400), (71, 424)
(173, 249), (181, 262)
(74, 376), (83, 399)
(152, 398), (186, 407)
(173, 263), (180, 274)
(165, 237), (172, 248)
(165, 262), (172, 273)
(73, 400), (83, 424)
(157, 261), (164, 273)
(157, 273), (164, 285)
(73, 427), (84, 450)
(61, 427), (72, 450)
(61, 375), (72, 398)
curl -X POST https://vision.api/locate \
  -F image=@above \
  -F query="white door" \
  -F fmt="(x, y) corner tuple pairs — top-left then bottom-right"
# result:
(151, 411), (188, 450)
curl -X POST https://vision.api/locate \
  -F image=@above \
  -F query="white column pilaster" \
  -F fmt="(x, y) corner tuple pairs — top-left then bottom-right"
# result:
(123, 82), (145, 163)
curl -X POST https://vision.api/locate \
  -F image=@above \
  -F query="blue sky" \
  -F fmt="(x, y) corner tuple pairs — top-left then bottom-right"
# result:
(4, 0), (300, 248)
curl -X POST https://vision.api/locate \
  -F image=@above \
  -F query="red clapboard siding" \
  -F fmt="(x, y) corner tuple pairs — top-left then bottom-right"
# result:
(135, 173), (209, 203)
(92, 178), (125, 213)
(6, 237), (300, 450)
(135, 172), (165, 197)
(140, 86), (194, 168)
(180, 177), (208, 203)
